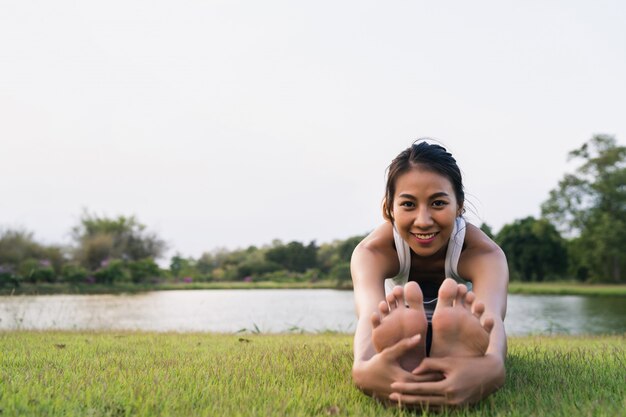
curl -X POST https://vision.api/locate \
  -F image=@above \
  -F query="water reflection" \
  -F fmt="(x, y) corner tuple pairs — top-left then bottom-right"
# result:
(0, 290), (624, 335)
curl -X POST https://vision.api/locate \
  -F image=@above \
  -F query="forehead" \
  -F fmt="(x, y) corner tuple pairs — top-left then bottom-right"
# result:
(394, 166), (455, 197)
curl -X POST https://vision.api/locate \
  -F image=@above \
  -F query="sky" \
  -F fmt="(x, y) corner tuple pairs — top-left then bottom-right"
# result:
(1, 0), (625, 262)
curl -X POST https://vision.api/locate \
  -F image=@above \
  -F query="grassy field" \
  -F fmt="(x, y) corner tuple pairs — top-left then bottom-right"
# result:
(3, 281), (626, 297)
(1, 332), (624, 417)
(507, 282), (626, 297)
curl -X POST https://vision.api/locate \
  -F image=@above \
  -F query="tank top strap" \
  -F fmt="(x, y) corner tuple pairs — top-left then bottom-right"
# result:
(385, 225), (411, 295)
(445, 217), (471, 290)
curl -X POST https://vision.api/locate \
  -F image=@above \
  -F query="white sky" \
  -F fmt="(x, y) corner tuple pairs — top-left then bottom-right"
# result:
(1, 0), (625, 261)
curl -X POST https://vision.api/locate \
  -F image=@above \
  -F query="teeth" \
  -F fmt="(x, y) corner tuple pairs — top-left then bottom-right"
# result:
(415, 233), (436, 239)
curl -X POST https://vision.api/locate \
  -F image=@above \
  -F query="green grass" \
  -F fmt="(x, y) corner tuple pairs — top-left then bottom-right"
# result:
(508, 282), (626, 297)
(1, 332), (624, 416)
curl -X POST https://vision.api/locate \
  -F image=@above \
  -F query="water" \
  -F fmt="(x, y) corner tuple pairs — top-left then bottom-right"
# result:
(1, 290), (625, 335)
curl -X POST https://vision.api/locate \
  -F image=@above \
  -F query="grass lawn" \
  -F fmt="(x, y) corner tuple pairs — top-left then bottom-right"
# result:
(508, 282), (626, 297)
(1, 332), (624, 416)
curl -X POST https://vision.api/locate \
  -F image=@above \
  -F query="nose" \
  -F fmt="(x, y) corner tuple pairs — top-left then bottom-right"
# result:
(413, 206), (434, 229)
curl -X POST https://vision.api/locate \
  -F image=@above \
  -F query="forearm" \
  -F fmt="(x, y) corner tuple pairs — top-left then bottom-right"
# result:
(483, 317), (507, 390)
(353, 317), (376, 365)
(486, 317), (507, 361)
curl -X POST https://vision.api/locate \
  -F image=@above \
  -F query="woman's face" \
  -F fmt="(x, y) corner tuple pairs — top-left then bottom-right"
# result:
(392, 166), (461, 258)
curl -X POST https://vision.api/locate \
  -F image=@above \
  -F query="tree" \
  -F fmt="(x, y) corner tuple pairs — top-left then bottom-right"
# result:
(0, 229), (65, 283)
(265, 241), (318, 273)
(496, 216), (567, 281)
(541, 135), (626, 282)
(72, 211), (167, 270)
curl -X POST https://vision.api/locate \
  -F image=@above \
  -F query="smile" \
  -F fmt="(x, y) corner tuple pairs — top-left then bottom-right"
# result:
(413, 232), (438, 240)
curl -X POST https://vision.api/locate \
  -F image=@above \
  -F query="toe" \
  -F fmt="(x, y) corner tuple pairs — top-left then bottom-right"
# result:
(437, 278), (457, 307)
(386, 292), (397, 311)
(455, 283), (468, 307)
(472, 300), (485, 318)
(464, 291), (476, 308)
(371, 311), (381, 329)
(378, 300), (390, 317)
(387, 286), (404, 310)
(404, 281), (424, 309)
(393, 285), (406, 307)
(482, 316), (495, 334)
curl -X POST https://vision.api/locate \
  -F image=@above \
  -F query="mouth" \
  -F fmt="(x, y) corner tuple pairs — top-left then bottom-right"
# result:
(412, 232), (438, 242)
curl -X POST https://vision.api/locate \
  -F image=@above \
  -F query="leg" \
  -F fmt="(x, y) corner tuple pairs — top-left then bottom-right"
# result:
(371, 282), (428, 371)
(430, 278), (494, 358)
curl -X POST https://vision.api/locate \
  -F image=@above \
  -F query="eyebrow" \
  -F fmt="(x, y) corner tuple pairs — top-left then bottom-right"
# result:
(397, 192), (450, 200)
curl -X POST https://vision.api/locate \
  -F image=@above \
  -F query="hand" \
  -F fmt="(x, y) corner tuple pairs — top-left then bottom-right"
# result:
(388, 353), (506, 407)
(352, 335), (439, 402)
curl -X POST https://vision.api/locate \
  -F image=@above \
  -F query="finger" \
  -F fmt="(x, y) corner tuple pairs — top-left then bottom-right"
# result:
(398, 372), (444, 383)
(383, 334), (421, 359)
(411, 357), (451, 375)
(390, 380), (447, 394)
(389, 392), (448, 407)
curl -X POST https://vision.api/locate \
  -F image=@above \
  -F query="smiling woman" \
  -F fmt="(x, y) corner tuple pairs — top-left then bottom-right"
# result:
(350, 140), (509, 408)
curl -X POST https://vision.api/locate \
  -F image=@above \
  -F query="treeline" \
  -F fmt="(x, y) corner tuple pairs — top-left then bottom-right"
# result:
(0, 135), (624, 288)
(0, 212), (365, 287)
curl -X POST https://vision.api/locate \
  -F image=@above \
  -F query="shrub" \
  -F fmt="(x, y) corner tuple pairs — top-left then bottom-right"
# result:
(127, 258), (161, 284)
(61, 264), (89, 284)
(329, 262), (351, 284)
(93, 259), (128, 284)
(0, 265), (19, 287)
(17, 259), (55, 283)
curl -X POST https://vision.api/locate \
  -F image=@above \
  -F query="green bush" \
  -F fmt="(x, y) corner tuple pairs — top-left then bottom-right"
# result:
(127, 258), (161, 284)
(61, 264), (89, 284)
(0, 265), (19, 287)
(17, 259), (56, 283)
(93, 259), (129, 284)
(329, 262), (351, 284)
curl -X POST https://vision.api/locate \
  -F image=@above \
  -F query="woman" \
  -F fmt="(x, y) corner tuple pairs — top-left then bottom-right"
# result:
(351, 141), (508, 407)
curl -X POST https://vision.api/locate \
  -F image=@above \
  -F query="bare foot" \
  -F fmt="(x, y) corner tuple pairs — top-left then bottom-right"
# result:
(430, 278), (494, 358)
(371, 282), (428, 371)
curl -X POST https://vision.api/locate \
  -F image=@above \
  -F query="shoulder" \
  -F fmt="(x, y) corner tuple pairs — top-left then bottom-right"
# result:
(458, 222), (507, 278)
(352, 222), (400, 278)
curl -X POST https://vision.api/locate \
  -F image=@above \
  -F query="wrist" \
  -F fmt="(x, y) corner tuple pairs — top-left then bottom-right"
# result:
(484, 352), (506, 387)
(351, 360), (366, 386)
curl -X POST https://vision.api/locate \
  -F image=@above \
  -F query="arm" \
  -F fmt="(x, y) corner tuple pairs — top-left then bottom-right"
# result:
(351, 224), (427, 398)
(390, 224), (509, 406)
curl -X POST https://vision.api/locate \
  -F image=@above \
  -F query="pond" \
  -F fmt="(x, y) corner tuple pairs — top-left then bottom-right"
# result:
(1, 290), (625, 335)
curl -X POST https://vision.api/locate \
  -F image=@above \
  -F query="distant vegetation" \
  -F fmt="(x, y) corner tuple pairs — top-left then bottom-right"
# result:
(1, 135), (624, 290)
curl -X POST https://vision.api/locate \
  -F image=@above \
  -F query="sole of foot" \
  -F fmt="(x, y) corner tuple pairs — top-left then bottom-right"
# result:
(430, 278), (494, 358)
(371, 282), (428, 371)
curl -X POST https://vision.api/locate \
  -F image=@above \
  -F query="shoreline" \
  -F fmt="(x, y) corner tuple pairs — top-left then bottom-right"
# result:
(2, 280), (626, 297)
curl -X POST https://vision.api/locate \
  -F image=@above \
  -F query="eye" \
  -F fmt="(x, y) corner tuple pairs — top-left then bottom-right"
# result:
(432, 200), (449, 208)
(399, 201), (415, 208)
